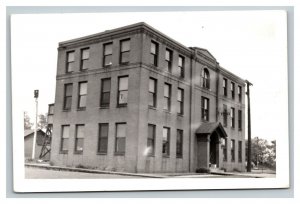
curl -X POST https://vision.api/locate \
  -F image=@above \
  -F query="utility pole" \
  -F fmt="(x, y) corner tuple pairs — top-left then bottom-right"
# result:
(31, 90), (39, 160)
(246, 80), (253, 172)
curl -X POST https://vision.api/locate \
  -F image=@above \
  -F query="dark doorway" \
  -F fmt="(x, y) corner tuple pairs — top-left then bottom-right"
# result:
(209, 132), (219, 167)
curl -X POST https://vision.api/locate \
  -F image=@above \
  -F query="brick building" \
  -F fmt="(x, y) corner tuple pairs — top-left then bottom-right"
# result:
(50, 22), (246, 173)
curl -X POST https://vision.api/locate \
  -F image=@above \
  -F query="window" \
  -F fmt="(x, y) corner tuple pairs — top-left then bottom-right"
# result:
(238, 110), (242, 131)
(98, 123), (108, 154)
(163, 83), (171, 111)
(103, 42), (113, 67)
(48, 104), (54, 115)
(80, 48), (89, 70)
(118, 76), (128, 106)
(150, 41), (158, 66)
(63, 83), (73, 110)
(100, 78), (111, 107)
(223, 138), (227, 161)
(231, 82), (235, 99)
(202, 68), (210, 89)
(66, 51), (75, 73)
(115, 123), (126, 154)
(178, 56), (185, 78)
(230, 107), (235, 128)
(60, 125), (70, 153)
(148, 78), (157, 107)
(162, 127), (170, 157)
(238, 141), (242, 162)
(177, 88), (184, 115)
(78, 82), (87, 109)
(75, 125), (84, 154)
(165, 49), (172, 72)
(120, 39), (130, 64)
(223, 78), (227, 96)
(201, 97), (209, 121)
(147, 124), (156, 156)
(231, 139), (235, 162)
(176, 129), (183, 158)
(223, 104), (227, 127)
(238, 85), (242, 102)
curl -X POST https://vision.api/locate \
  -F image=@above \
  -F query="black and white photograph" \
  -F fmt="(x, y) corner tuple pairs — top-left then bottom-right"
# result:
(11, 9), (289, 192)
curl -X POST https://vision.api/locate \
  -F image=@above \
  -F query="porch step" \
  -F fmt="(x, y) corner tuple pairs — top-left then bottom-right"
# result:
(209, 168), (225, 173)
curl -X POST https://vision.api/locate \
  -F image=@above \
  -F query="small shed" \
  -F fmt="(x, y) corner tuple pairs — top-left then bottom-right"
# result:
(24, 129), (49, 160)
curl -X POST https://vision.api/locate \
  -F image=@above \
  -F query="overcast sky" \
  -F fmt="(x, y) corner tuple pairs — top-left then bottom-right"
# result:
(11, 10), (288, 141)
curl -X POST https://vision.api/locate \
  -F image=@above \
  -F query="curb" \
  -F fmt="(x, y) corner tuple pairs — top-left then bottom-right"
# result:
(25, 163), (167, 178)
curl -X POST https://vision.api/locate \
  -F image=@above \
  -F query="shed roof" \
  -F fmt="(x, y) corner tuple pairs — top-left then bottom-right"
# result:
(24, 129), (45, 138)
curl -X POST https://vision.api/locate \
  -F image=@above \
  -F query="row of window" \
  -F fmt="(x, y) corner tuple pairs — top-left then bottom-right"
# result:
(150, 41), (185, 78)
(222, 78), (242, 102)
(222, 105), (242, 130)
(60, 123), (184, 158)
(222, 139), (243, 162)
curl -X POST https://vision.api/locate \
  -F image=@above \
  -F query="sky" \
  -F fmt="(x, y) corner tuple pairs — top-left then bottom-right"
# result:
(11, 10), (288, 142)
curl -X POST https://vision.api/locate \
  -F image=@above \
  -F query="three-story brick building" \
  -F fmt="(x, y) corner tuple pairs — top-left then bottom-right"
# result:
(50, 22), (246, 173)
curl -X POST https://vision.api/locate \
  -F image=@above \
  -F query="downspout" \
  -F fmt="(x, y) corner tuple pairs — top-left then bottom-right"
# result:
(189, 52), (195, 172)
(246, 80), (253, 172)
(216, 62), (220, 121)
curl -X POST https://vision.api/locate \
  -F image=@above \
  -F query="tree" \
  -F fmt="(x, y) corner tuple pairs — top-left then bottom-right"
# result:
(24, 112), (33, 130)
(38, 113), (48, 130)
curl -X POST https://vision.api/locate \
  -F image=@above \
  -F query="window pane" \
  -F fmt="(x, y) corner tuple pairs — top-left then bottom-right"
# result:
(79, 83), (87, 95)
(82, 49), (89, 59)
(76, 138), (84, 151)
(102, 79), (111, 92)
(121, 40), (130, 52)
(62, 126), (70, 138)
(164, 84), (170, 97)
(116, 137), (125, 152)
(148, 125), (154, 139)
(100, 124), (108, 137)
(79, 95), (86, 107)
(148, 93), (154, 107)
(76, 126), (85, 138)
(149, 79), (155, 92)
(117, 124), (126, 138)
(150, 55), (155, 65)
(163, 128), (168, 141)
(178, 56), (183, 67)
(101, 92), (110, 105)
(119, 77), (128, 90)
(61, 138), (69, 151)
(99, 138), (108, 152)
(64, 97), (72, 109)
(67, 62), (74, 72)
(151, 42), (157, 54)
(163, 98), (168, 110)
(165, 50), (170, 60)
(104, 55), (112, 66)
(121, 52), (130, 63)
(81, 60), (88, 70)
(67, 52), (74, 62)
(177, 89), (182, 101)
(119, 90), (128, 104)
(66, 84), (73, 96)
(104, 43), (112, 55)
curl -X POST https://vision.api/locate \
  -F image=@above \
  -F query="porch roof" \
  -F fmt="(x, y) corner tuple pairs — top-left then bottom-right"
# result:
(195, 122), (227, 138)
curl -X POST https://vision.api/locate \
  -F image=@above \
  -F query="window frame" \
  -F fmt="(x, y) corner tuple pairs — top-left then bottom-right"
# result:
(74, 124), (85, 154)
(165, 48), (173, 73)
(223, 104), (227, 127)
(80, 47), (89, 71)
(238, 85), (242, 102)
(163, 83), (171, 112)
(223, 138), (227, 162)
(201, 96), (209, 121)
(178, 55), (185, 78)
(202, 68), (210, 89)
(231, 139), (235, 162)
(223, 78), (228, 97)
(115, 123), (126, 155)
(60, 125), (70, 154)
(103, 42), (113, 67)
(177, 88), (184, 115)
(148, 78), (157, 108)
(231, 107), (235, 128)
(120, 39), (130, 64)
(98, 123), (109, 154)
(77, 81), (88, 110)
(147, 124), (156, 156)
(117, 76), (129, 107)
(63, 83), (73, 111)
(238, 110), (242, 131)
(162, 127), (170, 157)
(238, 141), (242, 163)
(150, 41), (159, 66)
(66, 51), (75, 73)
(231, 82), (235, 99)
(100, 78), (111, 108)
(176, 129), (183, 158)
